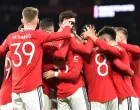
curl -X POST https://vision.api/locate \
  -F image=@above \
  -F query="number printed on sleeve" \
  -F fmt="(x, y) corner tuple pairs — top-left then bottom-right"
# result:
(11, 42), (35, 67)
(95, 53), (108, 76)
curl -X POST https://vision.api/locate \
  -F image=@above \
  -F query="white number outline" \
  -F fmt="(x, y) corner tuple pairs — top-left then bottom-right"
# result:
(11, 43), (22, 67)
(5, 57), (12, 79)
(10, 42), (35, 67)
(95, 53), (108, 76)
(22, 42), (35, 65)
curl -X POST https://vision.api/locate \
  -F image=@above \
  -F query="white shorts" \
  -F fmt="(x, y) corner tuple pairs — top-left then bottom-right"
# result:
(44, 94), (50, 110)
(138, 98), (140, 109)
(57, 87), (90, 110)
(0, 102), (13, 110)
(119, 97), (139, 110)
(12, 86), (45, 110)
(90, 97), (118, 110)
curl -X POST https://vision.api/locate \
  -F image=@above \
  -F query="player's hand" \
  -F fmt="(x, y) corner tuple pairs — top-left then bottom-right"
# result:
(62, 21), (73, 28)
(82, 25), (96, 38)
(43, 70), (55, 79)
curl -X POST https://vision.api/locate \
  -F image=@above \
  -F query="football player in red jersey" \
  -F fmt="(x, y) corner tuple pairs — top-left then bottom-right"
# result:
(43, 11), (90, 110)
(44, 51), (89, 110)
(71, 24), (118, 110)
(115, 27), (140, 110)
(39, 18), (55, 110)
(0, 51), (13, 110)
(83, 26), (138, 110)
(0, 7), (72, 110)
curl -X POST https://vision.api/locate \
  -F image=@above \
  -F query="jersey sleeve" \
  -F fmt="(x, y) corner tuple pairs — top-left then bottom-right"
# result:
(38, 26), (71, 44)
(70, 37), (93, 55)
(96, 39), (124, 58)
(119, 42), (140, 55)
(58, 54), (83, 81)
(53, 40), (69, 59)
(42, 64), (55, 72)
(43, 42), (53, 48)
(0, 37), (10, 57)
(113, 59), (133, 76)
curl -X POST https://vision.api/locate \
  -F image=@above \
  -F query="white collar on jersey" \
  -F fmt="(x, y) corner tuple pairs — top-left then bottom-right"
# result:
(20, 28), (35, 32)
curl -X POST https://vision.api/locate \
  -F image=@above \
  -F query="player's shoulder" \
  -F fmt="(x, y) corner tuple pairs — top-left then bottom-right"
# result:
(6, 51), (11, 58)
(7, 31), (18, 37)
(114, 45), (123, 51)
(115, 45), (128, 55)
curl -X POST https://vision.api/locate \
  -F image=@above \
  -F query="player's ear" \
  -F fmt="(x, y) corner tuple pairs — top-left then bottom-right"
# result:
(104, 37), (108, 42)
(59, 22), (62, 28)
(33, 18), (39, 24)
(120, 36), (124, 42)
(21, 19), (24, 24)
(36, 18), (39, 24)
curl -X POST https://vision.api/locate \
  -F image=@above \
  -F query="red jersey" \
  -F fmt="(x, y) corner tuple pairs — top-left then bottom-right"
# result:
(119, 42), (140, 97)
(96, 39), (137, 101)
(56, 50), (85, 98)
(0, 51), (12, 105)
(83, 47), (117, 102)
(42, 39), (69, 96)
(0, 26), (71, 93)
(70, 37), (117, 102)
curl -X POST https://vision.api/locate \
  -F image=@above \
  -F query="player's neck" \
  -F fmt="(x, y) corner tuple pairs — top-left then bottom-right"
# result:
(24, 24), (37, 30)
(122, 40), (127, 44)
(109, 40), (117, 46)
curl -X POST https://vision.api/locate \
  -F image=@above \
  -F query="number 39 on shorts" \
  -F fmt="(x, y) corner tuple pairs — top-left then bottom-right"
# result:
(10, 42), (35, 67)
(95, 53), (108, 76)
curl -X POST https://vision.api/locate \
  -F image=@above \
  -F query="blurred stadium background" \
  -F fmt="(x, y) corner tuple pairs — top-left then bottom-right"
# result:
(0, 0), (139, 86)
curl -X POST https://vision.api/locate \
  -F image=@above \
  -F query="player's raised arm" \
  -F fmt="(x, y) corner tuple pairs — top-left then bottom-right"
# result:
(53, 40), (69, 59)
(39, 22), (72, 44)
(113, 59), (133, 76)
(70, 37), (93, 55)
(82, 26), (124, 58)
(70, 24), (95, 55)
(95, 39), (124, 58)
(119, 42), (140, 55)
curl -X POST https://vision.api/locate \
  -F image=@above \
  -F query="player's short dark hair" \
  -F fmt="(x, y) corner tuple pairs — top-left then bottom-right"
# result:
(81, 24), (96, 34)
(114, 27), (128, 38)
(39, 18), (54, 31)
(18, 24), (24, 31)
(98, 26), (116, 40)
(59, 10), (77, 22)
